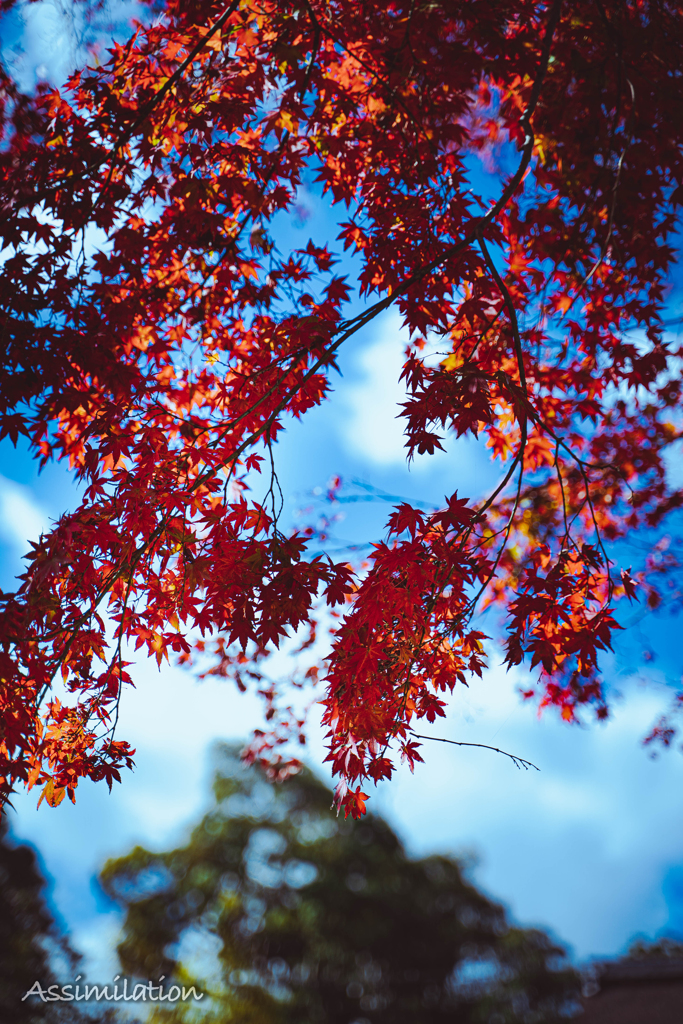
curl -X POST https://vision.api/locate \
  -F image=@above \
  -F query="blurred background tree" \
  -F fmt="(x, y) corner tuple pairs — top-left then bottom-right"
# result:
(0, 815), (121, 1024)
(100, 745), (580, 1023)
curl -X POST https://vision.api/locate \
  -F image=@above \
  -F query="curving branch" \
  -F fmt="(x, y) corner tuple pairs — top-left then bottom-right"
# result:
(413, 733), (540, 771)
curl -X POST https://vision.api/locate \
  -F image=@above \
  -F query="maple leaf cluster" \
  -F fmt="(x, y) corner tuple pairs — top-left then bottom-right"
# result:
(0, 0), (682, 816)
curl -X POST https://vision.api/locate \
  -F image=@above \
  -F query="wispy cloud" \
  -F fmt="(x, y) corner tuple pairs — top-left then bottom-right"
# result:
(341, 314), (415, 466)
(357, 662), (683, 960)
(0, 475), (49, 554)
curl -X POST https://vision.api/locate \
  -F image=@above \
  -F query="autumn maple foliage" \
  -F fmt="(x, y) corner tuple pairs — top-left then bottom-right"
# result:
(0, 0), (682, 816)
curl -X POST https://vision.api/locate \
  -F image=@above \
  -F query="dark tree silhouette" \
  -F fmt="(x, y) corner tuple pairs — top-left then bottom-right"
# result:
(0, 815), (121, 1024)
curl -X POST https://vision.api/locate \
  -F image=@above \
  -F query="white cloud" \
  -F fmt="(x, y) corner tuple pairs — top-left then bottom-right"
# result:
(0, 475), (49, 553)
(341, 313), (452, 469)
(352, 664), (683, 960)
(1, 0), (143, 92)
(339, 314), (497, 496)
(342, 315), (408, 465)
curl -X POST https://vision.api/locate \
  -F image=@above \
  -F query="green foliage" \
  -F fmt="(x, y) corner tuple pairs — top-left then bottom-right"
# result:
(100, 745), (579, 1023)
(627, 936), (683, 960)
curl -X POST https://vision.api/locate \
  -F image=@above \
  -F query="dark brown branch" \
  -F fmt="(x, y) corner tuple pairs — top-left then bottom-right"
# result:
(413, 733), (540, 771)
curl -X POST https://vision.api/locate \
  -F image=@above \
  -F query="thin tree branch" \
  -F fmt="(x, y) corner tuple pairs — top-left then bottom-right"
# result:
(413, 733), (540, 771)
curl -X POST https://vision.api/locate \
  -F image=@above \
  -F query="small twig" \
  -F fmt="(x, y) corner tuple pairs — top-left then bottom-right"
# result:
(413, 733), (540, 771)
(554, 439), (572, 550)
(476, 230), (527, 394)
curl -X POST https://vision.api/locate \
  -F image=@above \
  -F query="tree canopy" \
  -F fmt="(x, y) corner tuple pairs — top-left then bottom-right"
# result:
(100, 743), (580, 1023)
(1, 0), (683, 814)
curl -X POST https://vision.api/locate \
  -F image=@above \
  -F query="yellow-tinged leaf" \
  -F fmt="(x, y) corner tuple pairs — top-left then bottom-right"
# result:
(38, 779), (66, 808)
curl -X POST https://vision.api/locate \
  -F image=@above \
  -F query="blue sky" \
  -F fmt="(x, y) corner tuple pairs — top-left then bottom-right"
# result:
(3, 0), (683, 988)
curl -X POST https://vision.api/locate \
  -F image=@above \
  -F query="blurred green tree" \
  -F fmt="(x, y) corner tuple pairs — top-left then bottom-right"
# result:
(100, 745), (579, 1023)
